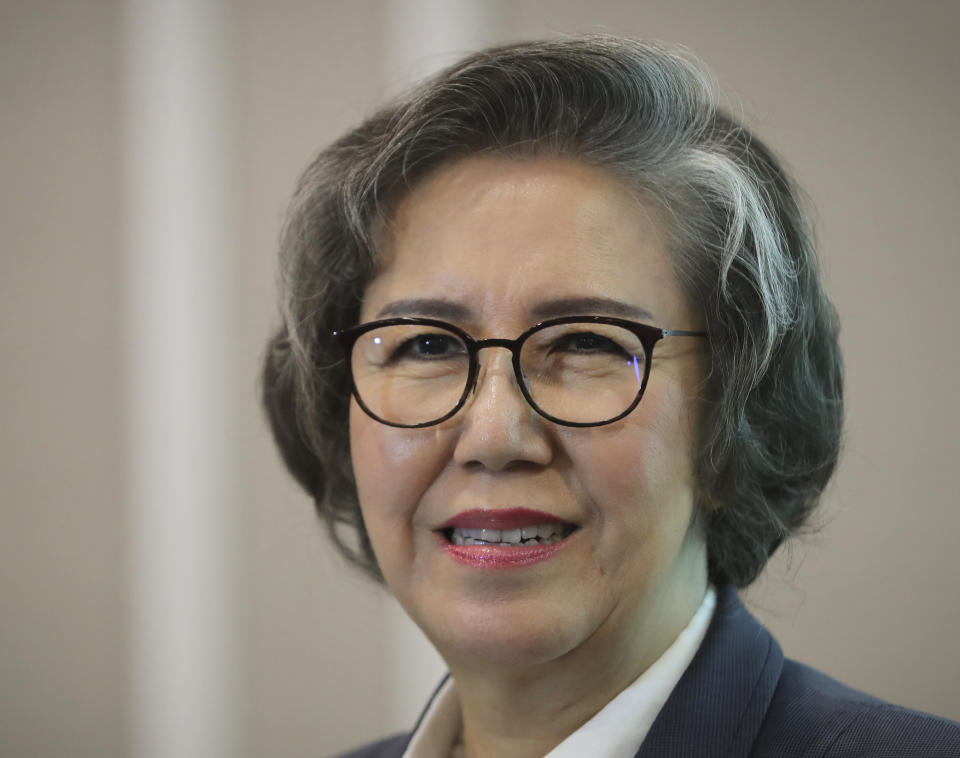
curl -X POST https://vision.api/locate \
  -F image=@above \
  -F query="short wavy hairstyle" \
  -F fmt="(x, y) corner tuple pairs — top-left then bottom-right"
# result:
(261, 36), (843, 588)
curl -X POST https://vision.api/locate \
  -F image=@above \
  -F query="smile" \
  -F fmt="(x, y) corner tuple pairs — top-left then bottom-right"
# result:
(445, 524), (574, 546)
(436, 508), (579, 568)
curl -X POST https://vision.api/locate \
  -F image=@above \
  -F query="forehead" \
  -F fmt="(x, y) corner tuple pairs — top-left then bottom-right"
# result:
(363, 155), (687, 326)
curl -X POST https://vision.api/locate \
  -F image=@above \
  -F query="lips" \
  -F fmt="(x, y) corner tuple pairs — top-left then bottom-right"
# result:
(438, 507), (572, 531)
(436, 508), (578, 568)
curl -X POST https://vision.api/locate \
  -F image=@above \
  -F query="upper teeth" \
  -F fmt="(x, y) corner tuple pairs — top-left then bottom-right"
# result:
(449, 524), (567, 546)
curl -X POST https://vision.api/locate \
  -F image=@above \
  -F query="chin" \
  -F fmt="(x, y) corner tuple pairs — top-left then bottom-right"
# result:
(416, 595), (596, 670)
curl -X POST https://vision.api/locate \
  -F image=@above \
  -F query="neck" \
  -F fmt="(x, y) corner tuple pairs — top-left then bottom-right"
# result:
(447, 561), (708, 758)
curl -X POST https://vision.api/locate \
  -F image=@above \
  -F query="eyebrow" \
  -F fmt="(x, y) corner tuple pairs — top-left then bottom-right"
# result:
(376, 298), (473, 320)
(530, 297), (654, 322)
(377, 295), (654, 323)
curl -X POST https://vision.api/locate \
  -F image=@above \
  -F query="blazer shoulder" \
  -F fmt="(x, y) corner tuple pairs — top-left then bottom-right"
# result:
(827, 704), (960, 757)
(331, 732), (409, 758)
(751, 659), (960, 757)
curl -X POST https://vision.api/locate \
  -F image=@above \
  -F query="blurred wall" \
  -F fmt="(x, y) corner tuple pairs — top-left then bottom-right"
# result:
(2, 1), (958, 757)
(1, 1), (126, 756)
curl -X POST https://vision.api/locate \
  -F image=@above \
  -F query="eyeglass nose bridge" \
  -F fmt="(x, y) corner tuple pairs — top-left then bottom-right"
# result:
(462, 336), (530, 400)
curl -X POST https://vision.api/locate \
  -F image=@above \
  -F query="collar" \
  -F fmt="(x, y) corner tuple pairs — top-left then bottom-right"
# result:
(634, 584), (784, 758)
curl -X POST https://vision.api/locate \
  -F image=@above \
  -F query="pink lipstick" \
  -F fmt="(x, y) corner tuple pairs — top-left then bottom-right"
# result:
(437, 508), (577, 569)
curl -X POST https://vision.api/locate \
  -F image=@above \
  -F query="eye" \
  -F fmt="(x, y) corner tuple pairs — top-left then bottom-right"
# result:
(392, 332), (467, 361)
(551, 331), (629, 356)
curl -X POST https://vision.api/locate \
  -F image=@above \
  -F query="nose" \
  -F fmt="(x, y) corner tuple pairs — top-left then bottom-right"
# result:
(451, 347), (553, 471)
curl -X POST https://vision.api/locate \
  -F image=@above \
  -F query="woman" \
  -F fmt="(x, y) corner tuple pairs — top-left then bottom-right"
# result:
(261, 37), (960, 757)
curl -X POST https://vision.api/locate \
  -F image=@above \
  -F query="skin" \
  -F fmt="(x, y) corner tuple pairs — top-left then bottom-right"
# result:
(350, 155), (709, 758)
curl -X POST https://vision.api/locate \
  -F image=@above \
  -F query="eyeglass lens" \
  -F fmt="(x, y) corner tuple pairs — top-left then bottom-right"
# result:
(349, 321), (647, 426)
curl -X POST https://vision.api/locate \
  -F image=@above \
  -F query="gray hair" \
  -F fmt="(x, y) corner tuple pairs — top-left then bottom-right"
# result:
(261, 35), (843, 587)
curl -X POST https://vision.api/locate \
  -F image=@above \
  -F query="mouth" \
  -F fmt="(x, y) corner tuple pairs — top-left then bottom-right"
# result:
(442, 523), (577, 547)
(435, 508), (579, 567)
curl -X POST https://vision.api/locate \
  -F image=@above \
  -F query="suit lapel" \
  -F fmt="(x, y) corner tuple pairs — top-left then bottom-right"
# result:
(634, 585), (783, 758)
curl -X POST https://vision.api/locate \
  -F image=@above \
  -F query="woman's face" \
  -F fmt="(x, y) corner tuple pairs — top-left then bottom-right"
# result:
(350, 156), (708, 673)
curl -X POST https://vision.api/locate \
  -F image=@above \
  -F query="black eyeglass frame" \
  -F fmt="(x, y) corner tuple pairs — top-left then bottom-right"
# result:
(334, 315), (708, 429)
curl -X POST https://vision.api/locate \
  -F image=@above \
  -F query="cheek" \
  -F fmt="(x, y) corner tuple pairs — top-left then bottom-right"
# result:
(572, 395), (696, 507)
(566, 388), (699, 568)
(349, 402), (451, 536)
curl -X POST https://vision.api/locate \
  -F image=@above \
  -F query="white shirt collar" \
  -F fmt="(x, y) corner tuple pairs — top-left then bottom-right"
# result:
(403, 586), (717, 758)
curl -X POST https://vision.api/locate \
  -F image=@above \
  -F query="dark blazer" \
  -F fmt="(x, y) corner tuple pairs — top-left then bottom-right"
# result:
(336, 585), (960, 757)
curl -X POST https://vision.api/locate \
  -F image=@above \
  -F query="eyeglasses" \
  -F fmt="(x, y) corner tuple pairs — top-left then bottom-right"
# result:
(334, 316), (707, 428)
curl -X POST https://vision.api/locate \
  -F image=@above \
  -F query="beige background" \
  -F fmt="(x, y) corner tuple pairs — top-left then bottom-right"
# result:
(2, 1), (959, 756)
